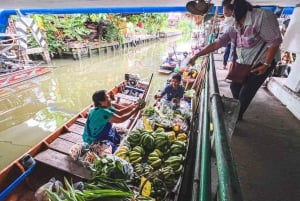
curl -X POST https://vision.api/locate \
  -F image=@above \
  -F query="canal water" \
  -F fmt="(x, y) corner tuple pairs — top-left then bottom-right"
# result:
(0, 36), (193, 170)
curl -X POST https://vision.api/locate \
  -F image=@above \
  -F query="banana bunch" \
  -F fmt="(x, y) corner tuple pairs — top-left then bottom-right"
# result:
(173, 164), (184, 175)
(126, 130), (142, 147)
(154, 127), (165, 133)
(164, 155), (184, 175)
(128, 150), (143, 164)
(154, 132), (169, 149)
(159, 166), (174, 179)
(164, 177), (178, 190)
(167, 131), (176, 143)
(114, 145), (130, 162)
(150, 178), (167, 200)
(132, 145), (145, 156)
(143, 164), (154, 177)
(147, 149), (163, 169)
(140, 133), (155, 151)
(134, 163), (144, 175)
(170, 140), (186, 155)
(177, 133), (187, 142)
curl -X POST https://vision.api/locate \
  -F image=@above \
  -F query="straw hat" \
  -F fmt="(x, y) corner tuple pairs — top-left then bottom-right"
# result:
(186, 0), (213, 16)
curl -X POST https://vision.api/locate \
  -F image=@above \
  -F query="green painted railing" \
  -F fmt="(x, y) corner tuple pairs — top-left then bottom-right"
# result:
(191, 33), (243, 201)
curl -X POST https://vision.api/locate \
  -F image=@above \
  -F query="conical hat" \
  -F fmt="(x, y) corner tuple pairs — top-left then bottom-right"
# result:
(186, 1), (212, 16)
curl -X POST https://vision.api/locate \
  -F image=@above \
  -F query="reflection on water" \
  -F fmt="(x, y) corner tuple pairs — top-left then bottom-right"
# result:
(0, 36), (192, 170)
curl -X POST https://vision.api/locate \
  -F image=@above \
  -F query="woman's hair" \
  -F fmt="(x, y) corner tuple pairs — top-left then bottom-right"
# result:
(222, 0), (234, 12)
(222, 0), (253, 23)
(92, 90), (106, 107)
(172, 73), (182, 82)
(233, 0), (253, 22)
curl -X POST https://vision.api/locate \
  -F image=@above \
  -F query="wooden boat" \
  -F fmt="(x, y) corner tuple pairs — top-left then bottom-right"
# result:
(158, 52), (190, 75)
(158, 61), (178, 75)
(0, 66), (52, 89)
(0, 73), (152, 201)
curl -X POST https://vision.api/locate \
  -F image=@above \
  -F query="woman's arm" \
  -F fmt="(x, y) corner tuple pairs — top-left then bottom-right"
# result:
(251, 10), (282, 75)
(189, 41), (222, 66)
(113, 102), (137, 115)
(109, 104), (139, 123)
(250, 45), (280, 75)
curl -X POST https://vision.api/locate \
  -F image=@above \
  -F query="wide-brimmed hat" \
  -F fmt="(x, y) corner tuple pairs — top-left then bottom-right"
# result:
(186, 0), (213, 16)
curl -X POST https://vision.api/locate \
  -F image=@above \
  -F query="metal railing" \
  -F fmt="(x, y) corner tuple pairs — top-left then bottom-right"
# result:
(190, 34), (243, 201)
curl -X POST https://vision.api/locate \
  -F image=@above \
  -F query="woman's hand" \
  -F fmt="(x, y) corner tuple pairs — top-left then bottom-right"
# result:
(172, 98), (180, 104)
(226, 61), (233, 71)
(251, 63), (269, 75)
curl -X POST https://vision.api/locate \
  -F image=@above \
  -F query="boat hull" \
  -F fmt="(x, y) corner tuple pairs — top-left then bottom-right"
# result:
(0, 67), (51, 89)
(0, 75), (152, 200)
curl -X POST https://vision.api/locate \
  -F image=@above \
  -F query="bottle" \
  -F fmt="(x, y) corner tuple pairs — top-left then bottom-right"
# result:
(174, 63), (179, 73)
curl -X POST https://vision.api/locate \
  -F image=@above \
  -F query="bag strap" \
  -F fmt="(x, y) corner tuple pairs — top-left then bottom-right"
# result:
(251, 42), (266, 66)
(233, 32), (266, 66)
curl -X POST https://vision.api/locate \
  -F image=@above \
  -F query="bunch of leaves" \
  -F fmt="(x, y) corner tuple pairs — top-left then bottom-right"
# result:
(90, 154), (134, 180)
(31, 15), (66, 54)
(143, 14), (168, 34)
(45, 177), (82, 201)
(30, 14), (91, 55)
(178, 18), (195, 38)
(103, 16), (125, 44)
(46, 177), (134, 201)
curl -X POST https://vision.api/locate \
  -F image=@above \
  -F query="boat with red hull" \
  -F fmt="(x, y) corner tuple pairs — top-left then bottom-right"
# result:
(0, 66), (51, 89)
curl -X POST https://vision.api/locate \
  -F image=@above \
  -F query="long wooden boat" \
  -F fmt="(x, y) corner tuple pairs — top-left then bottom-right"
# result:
(0, 66), (52, 89)
(0, 73), (152, 201)
(158, 52), (190, 75)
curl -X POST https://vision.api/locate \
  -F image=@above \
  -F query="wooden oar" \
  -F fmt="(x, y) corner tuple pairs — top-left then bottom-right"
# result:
(127, 73), (153, 130)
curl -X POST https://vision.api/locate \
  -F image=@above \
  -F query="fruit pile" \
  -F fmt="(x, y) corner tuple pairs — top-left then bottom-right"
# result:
(114, 98), (191, 200)
(115, 127), (188, 200)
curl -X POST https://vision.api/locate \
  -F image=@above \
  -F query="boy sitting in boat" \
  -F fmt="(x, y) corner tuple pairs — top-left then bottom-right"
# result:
(154, 73), (185, 104)
(83, 90), (140, 152)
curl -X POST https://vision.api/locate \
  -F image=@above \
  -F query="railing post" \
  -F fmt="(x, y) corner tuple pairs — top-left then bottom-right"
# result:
(199, 63), (211, 201)
(208, 52), (243, 201)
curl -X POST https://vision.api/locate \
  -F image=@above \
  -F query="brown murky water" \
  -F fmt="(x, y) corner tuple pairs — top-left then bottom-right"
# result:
(0, 36), (193, 170)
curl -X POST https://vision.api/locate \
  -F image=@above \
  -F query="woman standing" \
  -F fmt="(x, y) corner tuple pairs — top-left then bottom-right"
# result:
(189, 0), (282, 120)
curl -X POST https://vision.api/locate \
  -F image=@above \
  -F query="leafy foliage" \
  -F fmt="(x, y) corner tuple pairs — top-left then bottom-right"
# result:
(24, 13), (178, 56)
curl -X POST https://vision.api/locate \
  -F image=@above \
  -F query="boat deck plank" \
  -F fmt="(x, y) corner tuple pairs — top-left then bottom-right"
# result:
(34, 149), (92, 180)
(50, 138), (77, 154)
(68, 123), (84, 135)
(59, 132), (83, 144)
(76, 117), (87, 126)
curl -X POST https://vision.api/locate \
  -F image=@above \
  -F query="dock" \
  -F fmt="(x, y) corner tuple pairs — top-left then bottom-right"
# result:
(63, 34), (159, 60)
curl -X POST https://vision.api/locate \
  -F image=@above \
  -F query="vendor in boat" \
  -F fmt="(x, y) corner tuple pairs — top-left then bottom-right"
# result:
(83, 90), (139, 152)
(154, 73), (185, 104)
(163, 52), (177, 66)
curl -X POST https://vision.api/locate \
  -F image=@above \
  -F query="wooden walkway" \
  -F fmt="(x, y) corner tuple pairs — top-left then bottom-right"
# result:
(64, 35), (158, 60)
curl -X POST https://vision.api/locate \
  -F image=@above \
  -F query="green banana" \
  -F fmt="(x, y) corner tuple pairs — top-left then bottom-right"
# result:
(150, 158), (162, 168)
(131, 156), (142, 164)
(174, 164), (183, 174)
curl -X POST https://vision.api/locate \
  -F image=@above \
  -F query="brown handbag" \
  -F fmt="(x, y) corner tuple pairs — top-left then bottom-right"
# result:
(226, 35), (266, 84)
(226, 62), (263, 84)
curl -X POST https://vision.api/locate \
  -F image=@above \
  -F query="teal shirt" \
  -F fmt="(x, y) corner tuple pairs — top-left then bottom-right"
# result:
(83, 106), (116, 145)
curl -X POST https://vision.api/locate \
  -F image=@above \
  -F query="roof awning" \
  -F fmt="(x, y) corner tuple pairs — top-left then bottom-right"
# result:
(282, 7), (295, 15)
